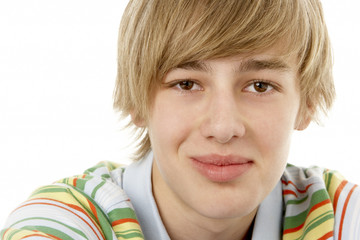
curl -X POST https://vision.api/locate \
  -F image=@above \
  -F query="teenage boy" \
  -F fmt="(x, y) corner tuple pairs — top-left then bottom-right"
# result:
(2, 1), (359, 239)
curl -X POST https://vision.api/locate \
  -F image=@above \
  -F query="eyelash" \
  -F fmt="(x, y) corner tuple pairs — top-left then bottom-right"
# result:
(244, 79), (280, 96)
(165, 79), (203, 92)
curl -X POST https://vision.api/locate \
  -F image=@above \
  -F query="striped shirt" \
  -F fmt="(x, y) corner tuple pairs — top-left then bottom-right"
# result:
(1, 154), (359, 239)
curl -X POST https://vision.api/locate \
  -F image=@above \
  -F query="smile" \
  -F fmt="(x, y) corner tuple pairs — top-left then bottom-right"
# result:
(190, 154), (253, 182)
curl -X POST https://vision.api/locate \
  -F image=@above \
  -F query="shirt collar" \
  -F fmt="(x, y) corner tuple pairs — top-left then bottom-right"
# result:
(123, 152), (171, 240)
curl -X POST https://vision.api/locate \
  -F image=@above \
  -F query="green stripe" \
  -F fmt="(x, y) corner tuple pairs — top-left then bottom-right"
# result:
(117, 229), (143, 234)
(22, 226), (74, 240)
(31, 185), (71, 196)
(84, 162), (109, 174)
(74, 178), (88, 191)
(91, 181), (106, 198)
(10, 217), (87, 239)
(284, 189), (330, 229)
(115, 230), (144, 239)
(286, 195), (309, 205)
(101, 173), (111, 179)
(325, 172), (333, 192)
(109, 208), (138, 220)
(324, 171), (328, 186)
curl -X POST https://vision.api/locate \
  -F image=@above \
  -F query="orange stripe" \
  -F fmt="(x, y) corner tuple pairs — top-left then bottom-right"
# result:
(112, 218), (139, 227)
(318, 231), (334, 240)
(16, 199), (104, 240)
(338, 185), (357, 240)
(333, 180), (348, 213)
(88, 199), (98, 221)
(283, 189), (298, 197)
(21, 197), (102, 234)
(22, 234), (58, 239)
(73, 177), (78, 187)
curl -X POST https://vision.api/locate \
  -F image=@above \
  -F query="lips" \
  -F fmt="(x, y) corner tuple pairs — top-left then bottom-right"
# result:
(190, 154), (253, 182)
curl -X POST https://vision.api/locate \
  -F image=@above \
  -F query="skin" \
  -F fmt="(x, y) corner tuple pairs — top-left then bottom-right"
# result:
(138, 48), (309, 240)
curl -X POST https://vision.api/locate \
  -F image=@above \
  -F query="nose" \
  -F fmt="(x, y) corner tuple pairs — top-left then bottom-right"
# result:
(200, 91), (246, 144)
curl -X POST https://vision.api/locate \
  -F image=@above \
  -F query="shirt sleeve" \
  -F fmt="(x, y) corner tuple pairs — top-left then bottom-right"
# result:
(1, 162), (144, 240)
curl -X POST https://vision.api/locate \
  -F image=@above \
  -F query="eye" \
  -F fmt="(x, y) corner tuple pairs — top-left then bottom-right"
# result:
(175, 80), (202, 91)
(244, 81), (274, 94)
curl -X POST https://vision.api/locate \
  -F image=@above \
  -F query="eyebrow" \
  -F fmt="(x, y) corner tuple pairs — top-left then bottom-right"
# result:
(175, 58), (291, 73)
(176, 61), (213, 72)
(238, 58), (291, 72)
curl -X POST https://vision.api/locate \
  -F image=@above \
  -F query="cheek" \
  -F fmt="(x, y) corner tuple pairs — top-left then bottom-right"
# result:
(248, 100), (299, 162)
(148, 93), (195, 153)
(245, 103), (298, 192)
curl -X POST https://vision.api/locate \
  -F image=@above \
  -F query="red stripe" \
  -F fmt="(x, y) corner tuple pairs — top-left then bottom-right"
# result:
(318, 231), (334, 240)
(283, 199), (331, 234)
(283, 222), (304, 234)
(112, 218), (139, 227)
(309, 199), (331, 215)
(338, 185), (358, 240)
(283, 189), (298, 197)
(16, 199), (104, 240)
(282, 180), (313, 194)
(333, 180), (348, 213)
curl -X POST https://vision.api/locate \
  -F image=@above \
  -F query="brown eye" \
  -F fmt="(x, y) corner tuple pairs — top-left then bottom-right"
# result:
(179, 80), (194, 90)
(243, 80), (275, 94)
(253, 82), (269, 93)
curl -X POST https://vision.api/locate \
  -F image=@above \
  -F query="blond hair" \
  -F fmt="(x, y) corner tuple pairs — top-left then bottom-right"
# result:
(114, 0), (335, 160)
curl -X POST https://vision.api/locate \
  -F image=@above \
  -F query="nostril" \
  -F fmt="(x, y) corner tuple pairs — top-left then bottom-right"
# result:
(206, 122), (243, 144)
(200, 94), (246, 142)
(214, 135), (234, 144)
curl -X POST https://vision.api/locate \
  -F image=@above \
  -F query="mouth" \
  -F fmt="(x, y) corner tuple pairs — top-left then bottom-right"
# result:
(190, 154), (253, 182)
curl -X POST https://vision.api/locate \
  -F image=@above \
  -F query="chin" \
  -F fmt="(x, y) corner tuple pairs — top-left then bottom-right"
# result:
(190, 190), (261, 220)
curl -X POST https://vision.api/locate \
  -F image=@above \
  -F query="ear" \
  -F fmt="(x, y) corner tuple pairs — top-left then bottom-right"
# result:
(294, 107), (313, 131)
(295, 115), (311, 131)
(130, 111), (146, 127)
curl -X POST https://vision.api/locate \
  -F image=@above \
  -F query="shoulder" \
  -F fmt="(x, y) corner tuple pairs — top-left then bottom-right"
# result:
(282, 165), (360, 209)
(281, 164), (360, 240)
(322, 168), (360, 239)
(1, 161), (144, 240)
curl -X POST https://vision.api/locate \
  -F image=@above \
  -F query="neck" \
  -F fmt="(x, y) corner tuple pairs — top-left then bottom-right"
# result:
(152, 161), (257, 240)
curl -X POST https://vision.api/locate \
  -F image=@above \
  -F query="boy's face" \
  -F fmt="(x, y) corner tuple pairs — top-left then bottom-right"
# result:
(147, 47), (305, 219)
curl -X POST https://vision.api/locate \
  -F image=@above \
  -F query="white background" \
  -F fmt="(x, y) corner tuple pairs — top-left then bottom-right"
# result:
(0, 0), (359, 227)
